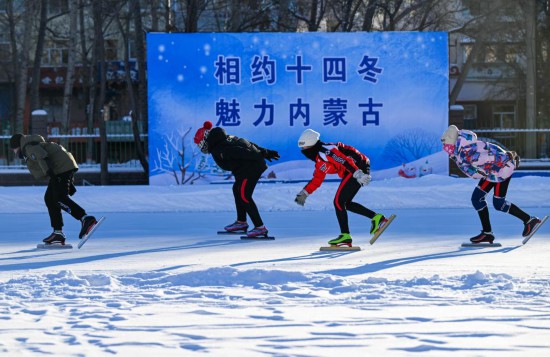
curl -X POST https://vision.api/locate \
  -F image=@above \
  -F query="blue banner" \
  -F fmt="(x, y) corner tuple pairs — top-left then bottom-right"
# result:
(148, 32), (449, 185)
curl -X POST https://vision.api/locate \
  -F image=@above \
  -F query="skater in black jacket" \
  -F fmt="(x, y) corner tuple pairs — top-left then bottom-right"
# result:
(194, 121), (280, 237)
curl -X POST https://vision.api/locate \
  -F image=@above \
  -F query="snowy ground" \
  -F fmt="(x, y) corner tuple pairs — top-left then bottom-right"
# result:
(0, 175), (549, 356)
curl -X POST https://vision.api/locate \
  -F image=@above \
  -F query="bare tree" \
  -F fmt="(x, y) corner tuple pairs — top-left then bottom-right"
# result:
(29, 0), (47, 114)
(131, 0), (149, 172)
(79, 0), (95, 165)
(61, 0), (79, 138)
(274, 0), (297, 31)
(9, 1), (36, 134)
(290, 0), (327, 31)
(382, 128), (440, 166)
(328, 0), (364, 32)
(222, 0), (273, 31)
(152, 128), (205, 184)
(181, 0), (208, 32)
(92, 0), (109, 184)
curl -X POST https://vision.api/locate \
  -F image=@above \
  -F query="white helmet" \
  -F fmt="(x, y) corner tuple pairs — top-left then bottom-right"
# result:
(441, 125), (459, 145)
(298, 129), (320, 148)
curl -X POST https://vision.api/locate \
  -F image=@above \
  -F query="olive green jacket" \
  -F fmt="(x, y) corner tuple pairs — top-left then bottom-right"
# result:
(19, 135), (78, 179)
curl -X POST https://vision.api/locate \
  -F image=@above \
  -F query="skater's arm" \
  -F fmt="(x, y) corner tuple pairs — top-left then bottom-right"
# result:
(249, 141), (280, 162)
(304, 163), (327, 194)
(224, 140), (264, 161)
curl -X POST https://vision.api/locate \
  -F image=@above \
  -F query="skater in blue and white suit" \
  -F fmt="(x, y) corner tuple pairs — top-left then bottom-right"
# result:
(441, 125), (541, 244)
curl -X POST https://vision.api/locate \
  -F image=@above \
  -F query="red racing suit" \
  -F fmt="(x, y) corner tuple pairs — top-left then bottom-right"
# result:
(303, 142), (370, 194)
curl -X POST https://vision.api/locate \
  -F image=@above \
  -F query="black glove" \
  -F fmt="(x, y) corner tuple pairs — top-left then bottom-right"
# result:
(68, 182), (77, 196)
(263, 149), (280, 162)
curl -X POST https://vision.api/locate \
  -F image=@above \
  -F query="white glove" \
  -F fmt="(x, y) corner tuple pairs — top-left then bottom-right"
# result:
(353, 169), (371, 186)
(295, 189), (309, 206)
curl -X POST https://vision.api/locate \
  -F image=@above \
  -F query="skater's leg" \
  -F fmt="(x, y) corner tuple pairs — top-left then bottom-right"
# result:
(232, 180), (248, 222)
(492, 178), (531, 222)
(347, 202), (377, 219)
(54, 171), (86, 221)
(492, 177), (540, 236)
(341, 178), (377, 218)
(45, 180), (63, 230)
(476, 207), (492, 233)
(333, 174), (358, 234)
(472, 179), (494, 233)
(239, 175), (264, 228)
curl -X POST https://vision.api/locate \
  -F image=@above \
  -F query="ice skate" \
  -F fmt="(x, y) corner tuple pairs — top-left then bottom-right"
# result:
(224, 221), (249, 233)
(369, 214), (396, 245)
(469, 231), (495, 244)
(240, 226), (274, 240)
(523, 217), (541, 237)
(522, 215), (548, 245)
(79, 216), (98, 239)
(42, 232), (66, 245)
(370, 214), (387, 235)
(328, 233), (353, 247)
(246, 226), (268, 238)
(77, 216), (106, 249)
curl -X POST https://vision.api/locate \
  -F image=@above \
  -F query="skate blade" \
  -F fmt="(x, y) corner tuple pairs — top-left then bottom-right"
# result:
(320, 246), (360, 251)
(78, 216), (106, 249)
(522, 215), (548, 245)
(369, 214), (396, 245)
(217, 231), (246, 235)
(240, 236), (275, 240)
(37, 243), (73, 249)
(461, 242), (502, 247)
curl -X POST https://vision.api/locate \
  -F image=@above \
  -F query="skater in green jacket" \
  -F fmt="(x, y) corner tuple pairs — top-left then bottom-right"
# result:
(10, 134), (98, 246)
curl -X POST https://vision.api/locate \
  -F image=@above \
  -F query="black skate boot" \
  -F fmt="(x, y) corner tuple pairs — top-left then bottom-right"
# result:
(43, 232), (66, 245)
(79, 216), (97, 239)
(470, 231), (495, 244)
(522, 217), (541, 237)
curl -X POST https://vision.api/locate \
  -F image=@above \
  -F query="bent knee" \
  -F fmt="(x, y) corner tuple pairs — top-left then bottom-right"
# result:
(471, 187), (488, 210)
(493, 196), (510, 212)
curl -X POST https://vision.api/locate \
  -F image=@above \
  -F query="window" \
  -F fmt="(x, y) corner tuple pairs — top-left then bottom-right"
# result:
(463, 104), (477, 120)
(493, 104), (515, 128)
(43, 41), (69, 66)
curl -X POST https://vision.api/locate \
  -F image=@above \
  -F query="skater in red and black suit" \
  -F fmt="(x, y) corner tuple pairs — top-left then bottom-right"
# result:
(194, 121), (280, 237)
(294, 129), (389, 247)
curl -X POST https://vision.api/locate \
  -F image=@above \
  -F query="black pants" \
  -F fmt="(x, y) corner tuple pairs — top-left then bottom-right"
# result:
(334, 173), (376, 234)
(232, 174), (263, 228)
(45, 170), (86, 230)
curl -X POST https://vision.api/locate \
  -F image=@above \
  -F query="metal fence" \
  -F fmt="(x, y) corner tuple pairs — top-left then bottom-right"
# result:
(0, 122), (147, 172)
(472, 129), (550, 160)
